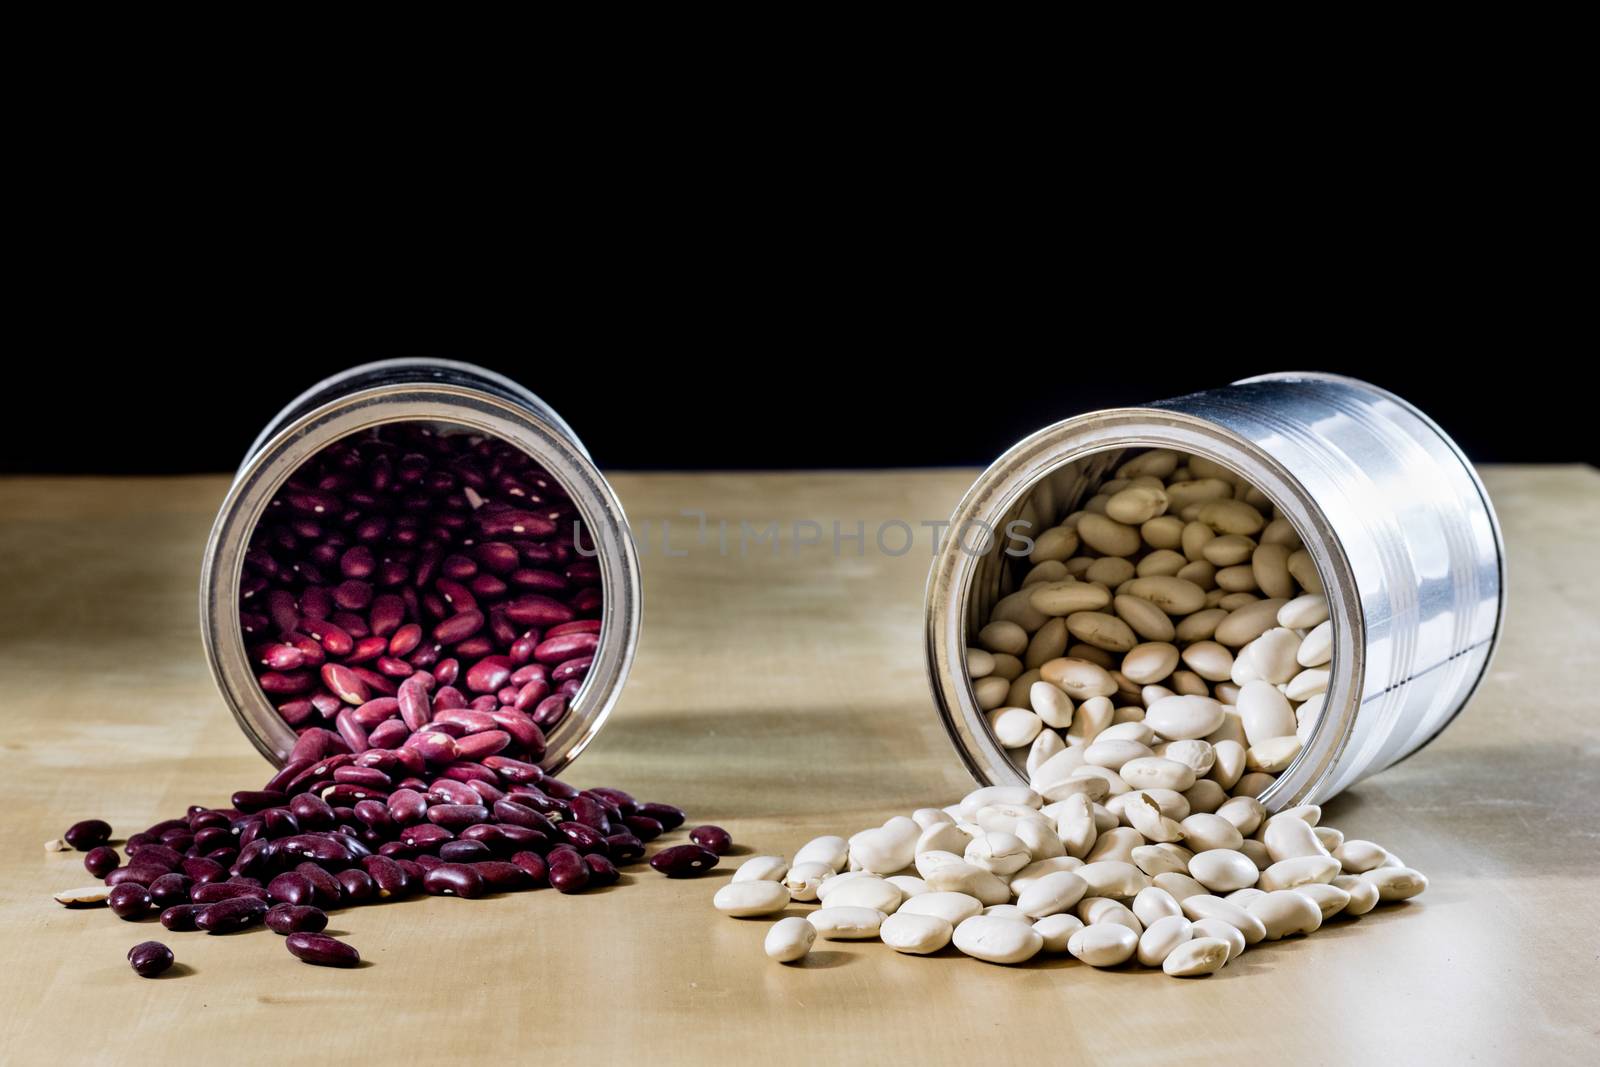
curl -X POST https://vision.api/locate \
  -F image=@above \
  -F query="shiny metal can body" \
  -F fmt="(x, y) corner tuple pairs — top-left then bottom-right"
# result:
(201, 359), (641, 773)
(925, 372), (1505, 808)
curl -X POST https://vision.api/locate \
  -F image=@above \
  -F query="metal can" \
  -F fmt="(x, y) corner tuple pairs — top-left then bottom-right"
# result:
(200, 359), (641, 773)
(925, 372), (1505, 808)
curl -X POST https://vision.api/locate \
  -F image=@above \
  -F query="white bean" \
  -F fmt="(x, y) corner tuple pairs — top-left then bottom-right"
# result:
(764, 916), (816, 962)
(714, 880), (792, 917)
(1162, 936), (1230, 977)
(806, 906), (886, 940)
(953, 915), (1044, 964)
(880, 911), (954, 955)
(1067, 923), (1138, 967)
(732, 856), (789, 883)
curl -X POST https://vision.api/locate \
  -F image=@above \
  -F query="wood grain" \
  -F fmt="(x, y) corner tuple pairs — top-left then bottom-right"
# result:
(1, 467), (1596, 1065)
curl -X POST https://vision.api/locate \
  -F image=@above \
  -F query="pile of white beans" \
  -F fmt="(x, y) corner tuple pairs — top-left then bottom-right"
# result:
(970, 448), (1332, 803)
(709, 451), (1430, 973)
(712, 786), (1427, 973)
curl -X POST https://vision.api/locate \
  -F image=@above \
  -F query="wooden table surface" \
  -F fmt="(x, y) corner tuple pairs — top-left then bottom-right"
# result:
(2, 467), (1596, 1066)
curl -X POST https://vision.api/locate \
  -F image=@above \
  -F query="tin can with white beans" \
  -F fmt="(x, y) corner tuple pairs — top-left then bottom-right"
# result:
(926, 372), (1505, 808)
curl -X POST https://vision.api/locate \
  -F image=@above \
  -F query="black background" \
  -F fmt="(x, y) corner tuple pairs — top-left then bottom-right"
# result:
(4, 67), (1591, 475)
(1, 353), (1585, 474)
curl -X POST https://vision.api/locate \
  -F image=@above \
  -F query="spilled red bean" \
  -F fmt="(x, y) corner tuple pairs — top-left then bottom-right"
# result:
(107, 883), (153, 920)
(128, 941), (174, 978)
(64, 819), (112, 850)
(688, 825), (732, 855)
(285, 932), (361, 967)
(649, 845), (720, 878)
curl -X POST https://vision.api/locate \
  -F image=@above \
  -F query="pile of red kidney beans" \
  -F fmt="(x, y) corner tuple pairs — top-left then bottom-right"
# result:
(242, 423), (602, 757)
(56, 427), (728, 975)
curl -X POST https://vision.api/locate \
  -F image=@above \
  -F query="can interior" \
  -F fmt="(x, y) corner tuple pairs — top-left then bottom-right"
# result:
(960, 444), (1334, 797)
(236, 418), (604, 748)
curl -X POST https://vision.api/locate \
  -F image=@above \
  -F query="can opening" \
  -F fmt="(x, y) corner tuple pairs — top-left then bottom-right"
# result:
(957, 443), (1338, 805)
(234, 419), (604, 763)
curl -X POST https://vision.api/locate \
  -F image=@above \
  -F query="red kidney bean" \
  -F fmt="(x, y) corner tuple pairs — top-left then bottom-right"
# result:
(584, 854), (620, 887)
(230, 790), (286, 814)
(606, 834), (646, 864)
(547, 847), (590, 894)
(278, 834), (354, 866)
(463, 655), (513, 694)
(285, 932), (361, 967)
(472, 861), (533, 893)
(108, 883), (153, 920)
(386, 788), (428, 825)
(149, 873), (193, 909)
(552, 656), (592, 685)
(349, 697), (400, 728)
(267, 873), (316, 906)
(399, 823), (454, 851)
(688, 825), (732, 855)
(432, 610), (484, 646)
(465, 779), (506, 804)
(197, 895), (269, 933)
(366, 720), (410, 749)
(128, 940), (174, 978)
(503, 595), (572, 628)
(439, 840), (493, 863)
(568, 796), (611, 834)
(322, 783), (387, 807)
(426, 779), (480, 806)
(483, 755), (543, 785)
(261, 808), (301, 838)
(181, 857), (226, 885)
(84, 845), (120, 878)
(321, 664), (371, 706)
(293, 864), (344, 908)
(193, 882), (270, 905)
(409, 732), (459, 766)
(649, 845), (719, 878)
(266, 903), (328, 935)
(539, 777), (581, 801)
(496, 825), (548, 853)
(336, 868), (376, 904)
(233, 839), (277, 878)
(531, 694), (568, 730)
(533, 631), (598, 665)
(637, 802), (686, 831)
(426, 804), (490, 831)
(388, 622), (423, 657)
(558, 822), (609, 856)
(160, 904), (204, 931)
(347, 634), (388, 664)
(300, 618), (353, 656)
(622, 815), (663, 842)
(423, 863), (485, 898)
(438, 762), (499, 786)
(288, 792), (337, 831)
(454, 730), (510, 761)
(360, 855), (411, 898)
(278, 699), (317, 726)
(370, 593), (405, 635)
(509, 850), (549, 886)
(490, 799), (553, 833)
(106, 867), (158, 888)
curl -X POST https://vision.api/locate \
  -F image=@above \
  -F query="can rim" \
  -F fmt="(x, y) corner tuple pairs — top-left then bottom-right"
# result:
(201, 381), (641, 775)
(923, 406), (1364, 810)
